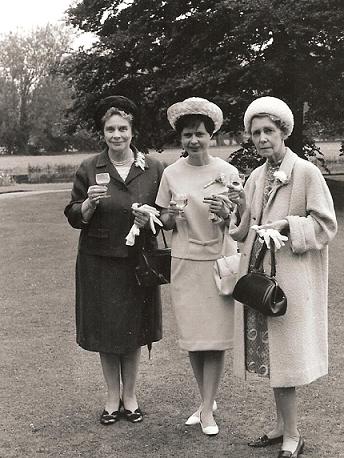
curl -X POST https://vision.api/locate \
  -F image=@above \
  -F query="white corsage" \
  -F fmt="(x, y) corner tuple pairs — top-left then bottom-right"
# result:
(273, 170), (288, 185)
(134, 151), (146, 170)
(204, 173), (228, 189)
(204, 173), (230, 223)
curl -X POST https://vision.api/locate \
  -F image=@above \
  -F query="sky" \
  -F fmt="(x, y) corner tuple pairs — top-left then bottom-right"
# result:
(0, 0), (95, 47)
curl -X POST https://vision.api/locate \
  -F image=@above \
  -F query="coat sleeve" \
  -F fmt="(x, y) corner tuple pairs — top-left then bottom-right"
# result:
(64, 161), (89, 229)
(228, 172), (256, 242)
(286, 165), (337, 253)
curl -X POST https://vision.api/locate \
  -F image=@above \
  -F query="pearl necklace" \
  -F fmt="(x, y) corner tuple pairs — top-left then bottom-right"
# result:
(109, 151), (134, 167)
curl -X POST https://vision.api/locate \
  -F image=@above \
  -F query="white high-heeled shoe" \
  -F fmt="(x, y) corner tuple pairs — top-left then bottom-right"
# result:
(199, 412), (219, 436)
(185, 400), (218, 426)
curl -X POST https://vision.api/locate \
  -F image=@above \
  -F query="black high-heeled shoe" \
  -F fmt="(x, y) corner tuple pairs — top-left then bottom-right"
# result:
(122, 407), (143, 423)
(100, 400), (122, 425)
(100, 409), (121, 425)
(248, 434), (283, 447)
(277, 436), (305, 458)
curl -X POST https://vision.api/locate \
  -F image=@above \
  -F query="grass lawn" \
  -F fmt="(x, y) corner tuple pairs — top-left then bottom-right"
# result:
(0, 191), (343, 457)
(0, 142), (343, 175)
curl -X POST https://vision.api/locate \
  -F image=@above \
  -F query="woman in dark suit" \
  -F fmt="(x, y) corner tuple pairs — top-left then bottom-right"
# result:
(65, 96), (164, 425)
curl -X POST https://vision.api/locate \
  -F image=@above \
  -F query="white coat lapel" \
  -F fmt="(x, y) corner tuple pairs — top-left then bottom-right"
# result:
(265, 148), (297, 209)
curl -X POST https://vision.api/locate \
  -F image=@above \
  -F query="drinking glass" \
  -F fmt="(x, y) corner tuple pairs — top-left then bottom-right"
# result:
(96, 173), (111, 198)
(174, 193), (188, 215)
(228, 173), (245, 191)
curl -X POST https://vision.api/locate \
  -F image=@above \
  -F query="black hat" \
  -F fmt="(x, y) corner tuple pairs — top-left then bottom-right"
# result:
(94, 95), (139, 131)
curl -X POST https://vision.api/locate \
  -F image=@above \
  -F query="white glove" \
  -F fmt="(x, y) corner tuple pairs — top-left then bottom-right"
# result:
(125, 224), (141, 246)
(133, 203), (163, 234)
(125, 203), (163, 246)
(251, 225), (288, 250)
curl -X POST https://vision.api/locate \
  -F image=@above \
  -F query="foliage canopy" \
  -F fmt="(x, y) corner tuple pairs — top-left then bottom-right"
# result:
(0, 25), (99, 154)
(0, 25), (73, 153)
(64, 0), (344, 155)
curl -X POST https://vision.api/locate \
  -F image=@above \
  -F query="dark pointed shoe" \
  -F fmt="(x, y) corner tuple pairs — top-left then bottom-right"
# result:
(248, 434), (283, 447)
(278, 437), (305, 458)
(122, 407), (143, 423)
(100, 409), (120, 425)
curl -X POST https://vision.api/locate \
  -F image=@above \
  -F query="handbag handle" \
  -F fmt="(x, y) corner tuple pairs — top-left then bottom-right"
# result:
(253, 239), (276, 277)
(160, 229), (168, 248)
(139, 229), (169, 252)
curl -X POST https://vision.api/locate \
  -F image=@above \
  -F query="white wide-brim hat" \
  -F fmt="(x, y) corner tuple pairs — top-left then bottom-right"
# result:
(244, 96), (294, 137)
(167, 97), (223, 132)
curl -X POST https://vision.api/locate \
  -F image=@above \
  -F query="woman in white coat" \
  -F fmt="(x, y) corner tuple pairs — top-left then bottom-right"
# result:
(228, 96), (337, 458)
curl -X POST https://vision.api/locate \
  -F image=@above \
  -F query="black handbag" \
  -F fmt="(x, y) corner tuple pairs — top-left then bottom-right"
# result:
(135, 230), (171, 287)
(232, 240), (287, 317)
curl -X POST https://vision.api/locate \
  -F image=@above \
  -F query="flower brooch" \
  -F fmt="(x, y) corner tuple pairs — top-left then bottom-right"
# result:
(273, 170), (288, 185)
(134, 151), (146, 170)
(204, 173), (227, 189)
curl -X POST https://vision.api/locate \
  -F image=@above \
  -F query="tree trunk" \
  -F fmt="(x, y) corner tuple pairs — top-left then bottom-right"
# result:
(216, 133), (225, 146)
(18, 95), (30, 153)
(286, 102), (304, 158)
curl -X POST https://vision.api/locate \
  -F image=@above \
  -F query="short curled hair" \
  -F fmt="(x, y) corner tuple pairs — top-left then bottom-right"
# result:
(175, 114), (215, 136)
(101, 107), (134, 128)
(249, 113), (290, 137)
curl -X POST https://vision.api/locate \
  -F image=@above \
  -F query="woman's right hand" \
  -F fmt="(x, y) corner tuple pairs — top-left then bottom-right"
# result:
(87, 185), (108, 208)
(166, 200), (179, 219)
(160, 200), (179, 230)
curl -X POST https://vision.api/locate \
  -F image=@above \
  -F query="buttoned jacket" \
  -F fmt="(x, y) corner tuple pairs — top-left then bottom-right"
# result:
(65, 149), (165, 257)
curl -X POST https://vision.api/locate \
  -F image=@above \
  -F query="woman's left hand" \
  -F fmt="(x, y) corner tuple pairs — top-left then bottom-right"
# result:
(251, 219), (289, 249)
(255, 219), (289, 233)
(203, 195), (232, 219)
(132, 207), (151, 228)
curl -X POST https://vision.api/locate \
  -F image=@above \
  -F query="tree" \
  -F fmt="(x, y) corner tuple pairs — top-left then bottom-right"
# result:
(0, 76), (19, 153)
(64, 0), (344, 155)
(0, 25), (74, 153)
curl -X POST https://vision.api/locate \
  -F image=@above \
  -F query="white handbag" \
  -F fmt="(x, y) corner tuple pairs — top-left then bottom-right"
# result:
(213, 253), (241, 296)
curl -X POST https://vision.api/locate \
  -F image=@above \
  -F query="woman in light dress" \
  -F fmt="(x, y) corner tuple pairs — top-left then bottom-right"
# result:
(156, 97), (240, 435)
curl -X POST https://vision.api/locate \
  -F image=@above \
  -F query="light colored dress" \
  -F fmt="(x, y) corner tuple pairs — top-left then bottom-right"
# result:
(156, 156), (238, 351)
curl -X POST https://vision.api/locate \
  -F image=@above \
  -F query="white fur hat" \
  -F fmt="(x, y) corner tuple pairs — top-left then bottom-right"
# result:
(244, 96), (294, 137)
(167, 97), (223, 132)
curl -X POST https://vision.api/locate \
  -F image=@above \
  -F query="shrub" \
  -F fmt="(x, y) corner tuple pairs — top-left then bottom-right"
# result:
(27, 163), (78, 183)
(0, 170), (15, 186)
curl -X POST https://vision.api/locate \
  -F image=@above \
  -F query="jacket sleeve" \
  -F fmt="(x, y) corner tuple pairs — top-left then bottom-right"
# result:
(137, 158), (165, 237)
(64, 162), (90, 229)
(286, 165), (337, 253)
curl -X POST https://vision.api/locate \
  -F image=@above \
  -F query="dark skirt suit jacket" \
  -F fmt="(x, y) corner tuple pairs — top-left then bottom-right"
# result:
(64, 149), (165, 354)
